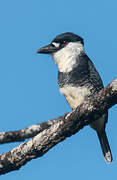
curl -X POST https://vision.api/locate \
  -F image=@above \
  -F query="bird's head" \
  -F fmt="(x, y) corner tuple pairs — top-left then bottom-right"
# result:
(37, 32), (84, 72)
(37, 32), (84, 54)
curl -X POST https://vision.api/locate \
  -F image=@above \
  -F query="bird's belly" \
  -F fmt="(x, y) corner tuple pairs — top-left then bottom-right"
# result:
(60, 85), (106, 131)
(60, 85), (91, 109)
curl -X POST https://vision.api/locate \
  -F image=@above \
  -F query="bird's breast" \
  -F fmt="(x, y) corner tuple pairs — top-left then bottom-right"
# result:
(59, 85), (91, 109)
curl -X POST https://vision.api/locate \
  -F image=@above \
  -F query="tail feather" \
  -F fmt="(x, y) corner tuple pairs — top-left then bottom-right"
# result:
(97, 129), (113, 163)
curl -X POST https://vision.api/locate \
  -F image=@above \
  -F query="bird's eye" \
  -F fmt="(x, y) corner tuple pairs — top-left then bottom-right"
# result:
(63, 41), (69, 46)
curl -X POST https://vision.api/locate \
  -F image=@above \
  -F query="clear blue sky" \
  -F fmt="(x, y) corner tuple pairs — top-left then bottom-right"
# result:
(0, 0), (117, 179)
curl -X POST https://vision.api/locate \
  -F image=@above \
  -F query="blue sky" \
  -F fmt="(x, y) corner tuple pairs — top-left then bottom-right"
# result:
(0, 0), (117, 179)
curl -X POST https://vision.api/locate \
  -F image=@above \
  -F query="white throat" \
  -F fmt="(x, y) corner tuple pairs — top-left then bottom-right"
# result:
(52, 42), (84, 73)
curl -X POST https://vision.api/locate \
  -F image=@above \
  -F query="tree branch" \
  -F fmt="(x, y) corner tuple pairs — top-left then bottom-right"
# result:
(0, 78), (117, 175)
(0, 122), (51, 144)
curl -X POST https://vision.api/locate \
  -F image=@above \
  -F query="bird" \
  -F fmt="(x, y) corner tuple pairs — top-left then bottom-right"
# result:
(37, 32), (112, 163)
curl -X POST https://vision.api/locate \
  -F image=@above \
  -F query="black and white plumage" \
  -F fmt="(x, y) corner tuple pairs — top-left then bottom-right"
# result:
(37, 32), (112, 163)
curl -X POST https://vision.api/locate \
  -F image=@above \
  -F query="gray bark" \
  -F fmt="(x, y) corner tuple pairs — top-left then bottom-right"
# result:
(0, 78), (117, 175)
(0, 122), (51, 144)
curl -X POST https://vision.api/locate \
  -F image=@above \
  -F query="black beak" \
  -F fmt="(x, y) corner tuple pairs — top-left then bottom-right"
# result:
(37, 44), (59, 54)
